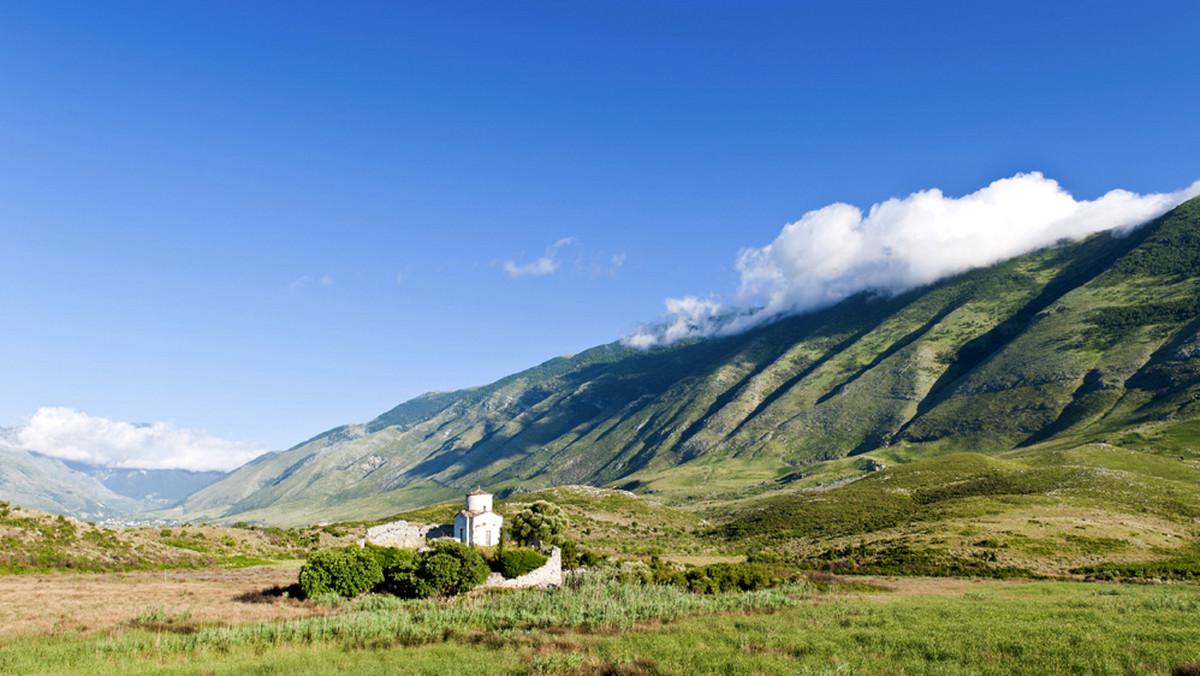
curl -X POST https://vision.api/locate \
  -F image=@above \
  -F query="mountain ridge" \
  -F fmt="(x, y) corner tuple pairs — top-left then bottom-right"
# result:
(160, 197), (1200, 526)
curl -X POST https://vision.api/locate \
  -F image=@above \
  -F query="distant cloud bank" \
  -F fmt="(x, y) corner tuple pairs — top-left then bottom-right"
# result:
(625, 172), (1200, 349)
(11, 407), (268, 472)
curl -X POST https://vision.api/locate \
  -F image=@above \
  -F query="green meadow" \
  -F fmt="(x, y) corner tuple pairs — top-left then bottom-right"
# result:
(2, 575), (1199, 675)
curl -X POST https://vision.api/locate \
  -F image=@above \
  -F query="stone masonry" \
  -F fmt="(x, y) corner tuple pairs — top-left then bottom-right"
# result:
(361, 520), (436, 549)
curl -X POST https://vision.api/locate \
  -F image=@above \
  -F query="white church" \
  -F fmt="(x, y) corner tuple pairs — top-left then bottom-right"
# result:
(454, 489), (504, 546)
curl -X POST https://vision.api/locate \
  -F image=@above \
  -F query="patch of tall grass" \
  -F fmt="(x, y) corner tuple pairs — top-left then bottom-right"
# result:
(4, 579), (1200, 675)
(95, 571), (805, 657)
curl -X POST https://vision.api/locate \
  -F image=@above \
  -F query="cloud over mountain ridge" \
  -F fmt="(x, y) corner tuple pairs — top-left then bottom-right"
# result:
(625, 172), (1200, 348)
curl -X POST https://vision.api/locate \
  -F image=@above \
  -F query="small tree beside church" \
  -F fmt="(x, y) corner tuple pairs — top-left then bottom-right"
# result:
(509, 500), (568, 547)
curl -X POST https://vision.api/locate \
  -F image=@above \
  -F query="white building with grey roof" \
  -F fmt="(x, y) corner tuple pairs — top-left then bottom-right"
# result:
(454, 489), (503, 546)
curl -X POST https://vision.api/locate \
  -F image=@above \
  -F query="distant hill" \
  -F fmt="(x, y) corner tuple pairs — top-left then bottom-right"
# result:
(0, 430), (226, 519)
(163, 197), (1200, 526)
(0, 447), (152, 519)
(56, 459), (225, 506)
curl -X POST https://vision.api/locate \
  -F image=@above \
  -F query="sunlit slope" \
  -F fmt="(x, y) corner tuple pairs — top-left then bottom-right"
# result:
(166, 198), (1200, 525)
(712, 440), (1200, 576)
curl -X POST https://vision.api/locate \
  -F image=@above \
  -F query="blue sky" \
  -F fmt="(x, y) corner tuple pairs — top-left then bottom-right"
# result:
(2, 1), (1198, 464)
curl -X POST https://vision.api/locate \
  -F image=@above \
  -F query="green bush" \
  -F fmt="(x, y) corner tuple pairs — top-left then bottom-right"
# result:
(363, 544), (415, 576)
(686, 562), (779, 593)
(621, 558), (785, 594)
(615, 560), (654, 585)
(579, 549), (605, 568)
(364, 544), (417, 595)
(389, 541), (490, 598)
(298, 547), (384, 598)
(499, 549), (548, 578)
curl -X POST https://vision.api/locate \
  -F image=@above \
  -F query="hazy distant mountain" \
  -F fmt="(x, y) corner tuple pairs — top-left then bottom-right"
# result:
(0, 447), (151, 519)
(164, 197), (1200, 526)
(0, 428), (226, 519)
(55, 460), (225, 506)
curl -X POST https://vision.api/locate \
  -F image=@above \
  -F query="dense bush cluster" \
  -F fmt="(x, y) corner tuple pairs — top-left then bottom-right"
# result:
(810, 542), (1034, 579)
(394, 541), (492, 598)
(299, 542), (490, 599)
(1081, 297), (1200, 349)
(298, 546), (383, 598)
(1073, 558), (1200, 581)
(610, 557), (785, 594)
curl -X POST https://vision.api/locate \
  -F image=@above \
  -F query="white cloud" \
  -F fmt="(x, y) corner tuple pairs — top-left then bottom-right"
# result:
(606, 252), (628, 274)
(624, 296), (731, 349)
(11, 407), (269, 472)
(289, 274), (335, 290)
(503, 238), (577, 278)
(624, 172), (1200, 348)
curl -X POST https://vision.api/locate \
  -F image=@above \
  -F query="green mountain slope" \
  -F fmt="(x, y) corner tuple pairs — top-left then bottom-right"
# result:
(166, 197), (1200, 526)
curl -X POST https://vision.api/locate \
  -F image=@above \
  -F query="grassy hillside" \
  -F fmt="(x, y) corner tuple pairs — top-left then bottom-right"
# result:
(163, 197), (1200, 526)
(712, 430), (1200, 577)
(0, 501), (356, 574)
(349, 485), (708, 557)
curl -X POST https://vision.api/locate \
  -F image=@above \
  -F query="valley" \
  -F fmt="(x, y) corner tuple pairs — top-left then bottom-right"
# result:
(3, 198), (1200, 674)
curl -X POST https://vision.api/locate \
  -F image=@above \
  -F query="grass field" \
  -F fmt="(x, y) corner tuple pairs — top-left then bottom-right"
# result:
(1, 564), (1199, 675)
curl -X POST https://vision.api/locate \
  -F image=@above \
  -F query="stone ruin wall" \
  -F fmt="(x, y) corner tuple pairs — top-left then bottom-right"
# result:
(361, 520), (435, 549)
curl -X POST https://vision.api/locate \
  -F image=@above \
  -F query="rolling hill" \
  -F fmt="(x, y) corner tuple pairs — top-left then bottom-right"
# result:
(161, 197), (1200, 526)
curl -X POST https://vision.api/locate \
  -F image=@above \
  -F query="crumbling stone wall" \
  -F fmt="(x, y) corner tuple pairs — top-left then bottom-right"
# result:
(362, 520), (434, 549)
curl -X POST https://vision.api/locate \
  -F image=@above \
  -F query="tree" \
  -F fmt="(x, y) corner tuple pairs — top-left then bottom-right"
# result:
(509, 500), (568, 547)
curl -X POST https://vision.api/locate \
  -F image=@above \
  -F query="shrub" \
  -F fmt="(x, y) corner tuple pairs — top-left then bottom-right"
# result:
(686, 562), (779, 593)
(364, 544), (417, 595)
(615, 560), (654, 585)
(579, 549), (605, 568)
(612, 558), (784, 594)
(560, 540), (578, 569)
(389, 541), (490, 598)
(363, 543), (415, 576)
(298, 547), (384, 598)
(499, 549), (548, 578)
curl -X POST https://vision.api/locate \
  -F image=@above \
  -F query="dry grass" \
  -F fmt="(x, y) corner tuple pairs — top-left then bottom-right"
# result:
(773, 500), (1196, 577)
(0, 563), (336, 638)
(659, 554), (746, 566)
